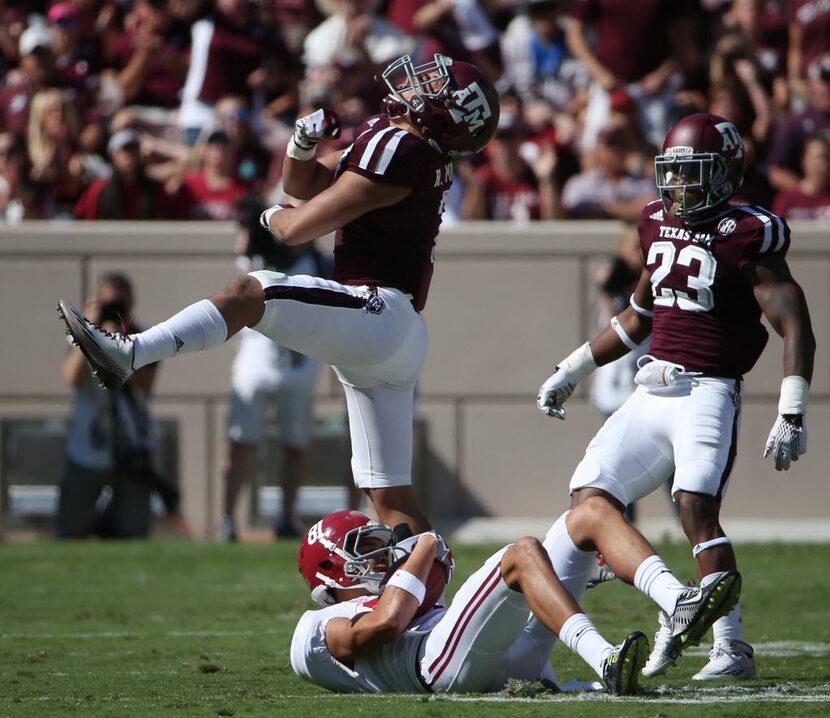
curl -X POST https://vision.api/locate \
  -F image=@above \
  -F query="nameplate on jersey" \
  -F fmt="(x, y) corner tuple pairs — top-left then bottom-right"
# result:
(434, 163), (453, 188)
(658, 225), (715, 246)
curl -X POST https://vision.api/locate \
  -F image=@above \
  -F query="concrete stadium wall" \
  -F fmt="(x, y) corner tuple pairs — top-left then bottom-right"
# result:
(1, 220), (828, 540)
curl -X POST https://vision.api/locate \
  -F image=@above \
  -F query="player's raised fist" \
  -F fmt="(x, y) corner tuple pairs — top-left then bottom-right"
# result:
(293, 108), (341, 150)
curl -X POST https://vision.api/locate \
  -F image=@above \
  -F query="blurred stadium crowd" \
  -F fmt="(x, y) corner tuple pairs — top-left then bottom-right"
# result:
(0, 0), (829, 224)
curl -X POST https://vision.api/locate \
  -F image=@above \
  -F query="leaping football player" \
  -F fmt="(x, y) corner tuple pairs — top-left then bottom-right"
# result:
(536, 113), (816, 680)
(57, 54), (500, 540)
(289, 505), (739, 694)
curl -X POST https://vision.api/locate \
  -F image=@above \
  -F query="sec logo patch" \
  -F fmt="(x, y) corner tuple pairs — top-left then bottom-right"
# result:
(718, 218), (737, 235)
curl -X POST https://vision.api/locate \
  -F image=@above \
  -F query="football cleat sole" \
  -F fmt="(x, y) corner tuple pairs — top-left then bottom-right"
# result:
(675, 571), (741, 652)
(603, 631), (649, 695)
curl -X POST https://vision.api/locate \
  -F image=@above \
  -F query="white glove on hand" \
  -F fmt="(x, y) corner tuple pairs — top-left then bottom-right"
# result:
(763, 414), (807, 471)
(394, 531), (455, 583)
(536, 342), (597, 420)
(292, 108), (341, 151)
(537, 368), (578, 419)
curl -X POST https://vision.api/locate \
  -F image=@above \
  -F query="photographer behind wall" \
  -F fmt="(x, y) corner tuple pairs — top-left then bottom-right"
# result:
(57, 272), (177, 539)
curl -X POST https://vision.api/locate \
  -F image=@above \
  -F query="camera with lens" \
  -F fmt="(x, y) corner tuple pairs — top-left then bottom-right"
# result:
(99, 300), (130, 325)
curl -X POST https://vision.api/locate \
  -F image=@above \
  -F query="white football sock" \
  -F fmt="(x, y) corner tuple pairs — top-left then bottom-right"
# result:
(558, 613), (613, 679)
(634, 555), (687, 615)
(702, 572), (745, 643)
(132, 299), (227, 369)
(508, 512), (597, 680)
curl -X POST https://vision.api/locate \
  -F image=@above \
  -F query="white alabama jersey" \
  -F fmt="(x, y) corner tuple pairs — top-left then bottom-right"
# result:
(290, 595), (443, 693)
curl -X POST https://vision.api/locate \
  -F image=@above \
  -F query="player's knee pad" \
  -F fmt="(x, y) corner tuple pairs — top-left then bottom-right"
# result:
(692, 536), (732, 558)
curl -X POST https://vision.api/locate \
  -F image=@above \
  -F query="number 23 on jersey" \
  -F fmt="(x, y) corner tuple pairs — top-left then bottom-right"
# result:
(647, 241), (717, 312)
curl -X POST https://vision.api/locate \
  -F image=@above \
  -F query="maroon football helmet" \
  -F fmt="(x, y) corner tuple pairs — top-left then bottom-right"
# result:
(298, 510), (395, 606)
(379, 54), (500, 158)
(654, 113), (746, 223)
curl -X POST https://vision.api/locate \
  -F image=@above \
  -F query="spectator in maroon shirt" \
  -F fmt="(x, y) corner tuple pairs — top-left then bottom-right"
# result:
(709, 35), (774, 148)
(566, 0), (696, 150)
(271, 0), (324, 55)
(787, 0), (830, 104)
(708, 81), (774, 208)
(0, 6), (29, 78)
(769, 54), (830, 190)
(181, 130), (250, 220)
(47, 3), (99, 92)
(461, 115), (562, 220)
(389, 0), (502, 80)
(112, 0), (188, 110)
(177, 0), (277, 145)
(712, 0), (789, 107)
(772, 133), (830, 219)
(74, 128), (189, 219)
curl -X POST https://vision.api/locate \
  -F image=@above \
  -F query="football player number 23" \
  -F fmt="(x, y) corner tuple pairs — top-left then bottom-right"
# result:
(648, 241), (716, 312)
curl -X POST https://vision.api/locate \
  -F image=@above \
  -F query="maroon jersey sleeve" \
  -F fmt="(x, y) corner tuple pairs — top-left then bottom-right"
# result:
(343, 118), (435, 187)
(730, 206), (791, 269)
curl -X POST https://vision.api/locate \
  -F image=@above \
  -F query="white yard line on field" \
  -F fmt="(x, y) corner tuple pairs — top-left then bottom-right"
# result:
(275, 685), (830, 705)
(3, 630), (828, 658)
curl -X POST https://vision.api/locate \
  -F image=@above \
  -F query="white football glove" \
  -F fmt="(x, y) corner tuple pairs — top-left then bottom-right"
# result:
(393, 531), (455, 583)
(537, 368), (578, 419)
(292, 108), (341, 151)
(536, 342), (597, 420)
(763, 414), (807, 471)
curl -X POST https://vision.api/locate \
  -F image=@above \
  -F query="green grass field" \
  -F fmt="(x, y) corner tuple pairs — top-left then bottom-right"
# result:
(2, 539), (829, 717)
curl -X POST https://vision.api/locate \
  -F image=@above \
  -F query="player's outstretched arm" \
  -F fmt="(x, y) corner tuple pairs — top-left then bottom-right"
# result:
(264, 171), (411, 246)
(325, 534), (438, 662)
(537, 270), (653, 419)
(747, 254), (816, 470)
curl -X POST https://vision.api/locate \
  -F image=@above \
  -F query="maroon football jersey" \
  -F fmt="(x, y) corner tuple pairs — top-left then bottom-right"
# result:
(332, 115), (453, 312)
(638, 199), (791, 378)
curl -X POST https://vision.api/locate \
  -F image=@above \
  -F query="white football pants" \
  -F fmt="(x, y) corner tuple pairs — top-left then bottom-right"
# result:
(570, 377), (743, 504)
(250, 271), (427, 488)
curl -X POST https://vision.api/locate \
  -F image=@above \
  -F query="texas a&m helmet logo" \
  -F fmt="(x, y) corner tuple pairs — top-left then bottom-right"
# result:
(449, 82), (493, 136)
(714, 121), (743, 160)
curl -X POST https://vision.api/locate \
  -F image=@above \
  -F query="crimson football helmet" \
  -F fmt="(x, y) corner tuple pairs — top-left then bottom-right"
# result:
(298, 510), (395, 606)
(654, 113), (746, 223)
(379, 54), (500, 158)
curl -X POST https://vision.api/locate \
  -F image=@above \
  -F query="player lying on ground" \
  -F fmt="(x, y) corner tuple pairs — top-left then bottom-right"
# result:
(290, 504), (740, 694)
(57, 53), (500, 537)
(536, 113), (815, 680)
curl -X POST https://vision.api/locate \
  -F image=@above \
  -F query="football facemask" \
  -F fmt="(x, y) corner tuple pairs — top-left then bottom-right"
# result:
(380, 54), (454, 114)
(303, 517), (396, 606)
(655, 150), (730, 218)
